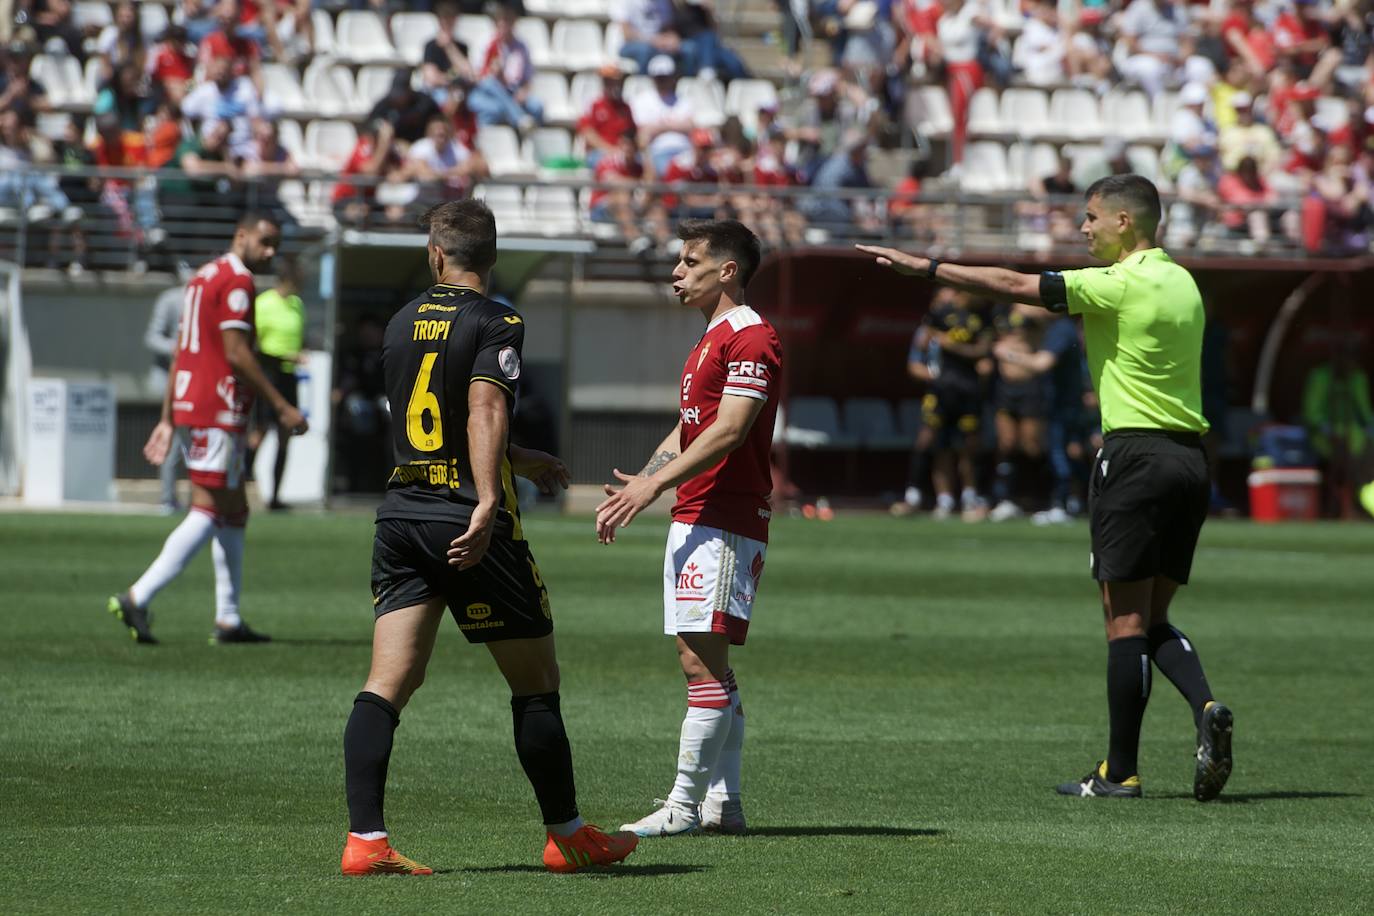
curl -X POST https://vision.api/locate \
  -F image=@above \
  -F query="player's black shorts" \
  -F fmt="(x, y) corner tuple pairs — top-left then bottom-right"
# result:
(922, 384), (982, 445)
(370, 518), (553, 643)
(995, 378), (1046, 420)
(1089, 429), (1209, 584)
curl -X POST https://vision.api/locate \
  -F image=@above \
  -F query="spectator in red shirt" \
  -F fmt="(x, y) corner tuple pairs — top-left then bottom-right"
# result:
(589, 131), (669, 253)
(148, 25), (197, 104)
(199, 0), (263, 84)
(1273, 0), (1331, 76)
(662, 127), (721, 217)
(333, 119), (403, 228)
(578, 63), (637, 169)
(468, 4), (542, 131)
(1217, 154), (1277, 245)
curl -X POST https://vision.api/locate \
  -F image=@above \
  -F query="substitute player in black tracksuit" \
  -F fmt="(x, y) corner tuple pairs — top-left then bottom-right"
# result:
(339, 200), (638, 876)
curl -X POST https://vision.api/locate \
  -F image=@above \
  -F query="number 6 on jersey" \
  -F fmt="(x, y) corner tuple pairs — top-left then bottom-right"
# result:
(406, 352), (444, 451)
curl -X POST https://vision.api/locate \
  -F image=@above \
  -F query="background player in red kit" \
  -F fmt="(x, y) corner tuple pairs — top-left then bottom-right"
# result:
(597, 219), (782, 837)
(108, 213), (307, 645)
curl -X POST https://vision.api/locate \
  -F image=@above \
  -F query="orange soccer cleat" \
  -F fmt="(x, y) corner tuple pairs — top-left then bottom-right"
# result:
(340, 834), (434, 876)
(542, 824), (639, 873)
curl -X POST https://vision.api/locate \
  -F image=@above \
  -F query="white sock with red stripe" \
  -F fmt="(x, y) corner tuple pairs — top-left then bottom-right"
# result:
(667, 679), (732, 807)
(129, 508), (217, 608)
(212, 513), (247, 628)
(706, 668), (744, 802)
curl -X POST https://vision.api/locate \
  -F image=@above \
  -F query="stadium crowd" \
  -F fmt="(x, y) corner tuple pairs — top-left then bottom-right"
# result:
(4, 0), (1374, 270)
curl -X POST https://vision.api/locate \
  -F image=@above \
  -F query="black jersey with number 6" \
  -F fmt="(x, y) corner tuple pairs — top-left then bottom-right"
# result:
(376, 282), (526, 537)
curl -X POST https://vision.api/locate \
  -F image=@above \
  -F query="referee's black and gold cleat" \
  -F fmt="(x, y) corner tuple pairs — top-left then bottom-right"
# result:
(107, 592), (157, 645)
(1194, 701), (1234, 802)
(1056, 761), (1142, 798)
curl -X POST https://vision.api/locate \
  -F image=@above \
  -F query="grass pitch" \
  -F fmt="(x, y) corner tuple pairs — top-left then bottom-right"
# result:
(3, 510), (1372, 914)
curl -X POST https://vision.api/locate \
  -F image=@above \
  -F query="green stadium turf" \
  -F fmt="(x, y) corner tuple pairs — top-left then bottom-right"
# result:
(3, 510), (1372, 914)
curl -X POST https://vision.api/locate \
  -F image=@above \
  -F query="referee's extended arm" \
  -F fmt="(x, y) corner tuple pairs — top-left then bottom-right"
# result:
(855, 244), (1049, 306)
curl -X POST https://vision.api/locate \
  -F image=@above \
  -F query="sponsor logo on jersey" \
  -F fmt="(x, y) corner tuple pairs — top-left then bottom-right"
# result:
(502, 315), (523, 325)
(696, 342), (711, 369)
(499, 346), (521, 380)
(681, 405), (701, 425)
(681, 372), (694, 400)
(466, 602), (492, 621)
(175, 370), (192, 399)
(417, 302), (458, 313)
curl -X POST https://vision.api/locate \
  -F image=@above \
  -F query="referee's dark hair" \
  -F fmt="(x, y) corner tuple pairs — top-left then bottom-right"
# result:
(1085, 174), (1162, 239)
(420, 199), (497, 273)
(678, 218), (763, 289)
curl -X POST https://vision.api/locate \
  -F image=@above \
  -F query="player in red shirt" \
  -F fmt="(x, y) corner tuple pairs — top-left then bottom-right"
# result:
(107, 213), (307, 645)
(597, 219), (782, 837)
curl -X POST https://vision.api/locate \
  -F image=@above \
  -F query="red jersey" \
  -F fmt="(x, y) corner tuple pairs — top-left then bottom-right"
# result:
(199, 29), (260, 77)
(578, 96), (636, 147)
(673, 305), (783, 543)
(171, 253), (257, 433)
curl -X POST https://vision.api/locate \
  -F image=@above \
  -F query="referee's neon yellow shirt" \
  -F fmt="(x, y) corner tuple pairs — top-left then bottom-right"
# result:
(255, 288), (305, 370)
(1062, 248), (1210, 435)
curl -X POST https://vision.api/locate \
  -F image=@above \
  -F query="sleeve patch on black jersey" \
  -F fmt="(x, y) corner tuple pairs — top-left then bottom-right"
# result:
(499, 347), (521, 380)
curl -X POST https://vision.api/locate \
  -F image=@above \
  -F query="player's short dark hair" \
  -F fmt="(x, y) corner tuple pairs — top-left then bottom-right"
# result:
(1084, 174), (1161, 237)
(421, 199), (497, 273)
(237, 210), (279, 232)
(677, 218), (762, 289)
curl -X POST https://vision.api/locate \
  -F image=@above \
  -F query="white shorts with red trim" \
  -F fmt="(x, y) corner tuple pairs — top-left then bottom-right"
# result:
(178, 426), (247, 490)
(662, 521), (766, 646)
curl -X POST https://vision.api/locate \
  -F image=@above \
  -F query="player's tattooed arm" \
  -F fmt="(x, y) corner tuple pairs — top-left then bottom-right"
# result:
(640, 450), (679, 477)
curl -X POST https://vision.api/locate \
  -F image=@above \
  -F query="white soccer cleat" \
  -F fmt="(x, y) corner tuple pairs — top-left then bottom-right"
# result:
(699, 796), (747, 835)
(620, 799), (700, 837)
(1032, 507), (1072, 526)
(989, 500), (1023, 522)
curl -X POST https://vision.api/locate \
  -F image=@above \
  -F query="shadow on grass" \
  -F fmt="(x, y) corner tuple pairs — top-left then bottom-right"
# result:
(445, 864), (708, 877)
(1152, 791), (1361, 804)
(745, 826), (941, 838)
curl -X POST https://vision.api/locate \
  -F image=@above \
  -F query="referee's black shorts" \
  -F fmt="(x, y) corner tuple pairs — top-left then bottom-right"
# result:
(370, 518), (553, 642)
(1089, 429), (1209, 584)
(252, 362), (298, 429)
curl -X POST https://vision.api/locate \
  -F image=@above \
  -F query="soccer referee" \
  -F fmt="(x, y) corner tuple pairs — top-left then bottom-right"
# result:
(859, 174), (1233, 802)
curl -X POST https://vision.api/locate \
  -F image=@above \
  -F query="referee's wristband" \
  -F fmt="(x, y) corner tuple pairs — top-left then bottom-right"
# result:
(926, 258), (941, 279)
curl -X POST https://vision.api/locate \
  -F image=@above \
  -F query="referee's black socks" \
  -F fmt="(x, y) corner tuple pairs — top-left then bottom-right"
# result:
(1106, 636), (1151, 782)
(1147, 624), (1214, 730)
(511, 692), (579, 826)
(344, 691), (400, 835)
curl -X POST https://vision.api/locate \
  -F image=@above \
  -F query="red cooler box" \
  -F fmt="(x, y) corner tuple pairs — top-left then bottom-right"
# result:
(1247, 468), (1321, 522)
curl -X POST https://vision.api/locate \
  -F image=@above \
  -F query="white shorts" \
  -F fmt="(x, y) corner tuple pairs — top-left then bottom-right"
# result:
(662, 521), (767, 646)
(178, 427), (247, 490)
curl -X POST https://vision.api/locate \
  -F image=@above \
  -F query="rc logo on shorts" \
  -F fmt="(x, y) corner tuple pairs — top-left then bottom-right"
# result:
(677, 562), (705, 591)
(750, 553), (765, 588)
(466, 603), (492, 621)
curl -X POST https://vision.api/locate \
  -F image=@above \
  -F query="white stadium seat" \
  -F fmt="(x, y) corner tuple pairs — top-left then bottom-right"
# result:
(390, 12), (438, 65)
(261, 63), (307, 116)
(677, 76), (725, 127)
(139, 2), (169, 40)
(1007, 141), (1060, 190)
(960, 141), (1011, 192)
(526, 126), (573, 165)
(966, 87), (1002, 136)
(524, 0), (556, 14)
(475, 183), (531, 233)
(1049, 88), (1103, 139)
(725, 78), (778, 133)
(999, 87), (1051, 138)
(73, 1), (112, 31)
(603, 21), (624, 59)
(569, 70), (604, 118)
(530, 72), (574, 124)
(36, 111), (72, 140)
(622, 74), (654, 106)
(302, 61), (355, 118)
(311, 9), (336, 56)
(303, 119), (358, 172)
(335, 10), (397, 63)
(1103, 89), (1154, 142)
(515, 17), (552, 68)
(477, 125), (533, 176)
(277, 118), (307, 164)
(31, 53), (86, 107)
(526, 185), (579, 234)
(355, 65), (398, 114)
(912, 85), (953, 138)
(456, 15), (495, 61)
(551, 19), (606, 71)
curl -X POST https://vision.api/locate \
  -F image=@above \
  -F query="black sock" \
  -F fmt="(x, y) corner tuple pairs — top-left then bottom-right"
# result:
(1148, 624), (1214, 730)
(993, 456), (1016, 504)
(1105, 636), (1151, 783)
(511, 692), (579, 825)
(344, 691), (399, 834)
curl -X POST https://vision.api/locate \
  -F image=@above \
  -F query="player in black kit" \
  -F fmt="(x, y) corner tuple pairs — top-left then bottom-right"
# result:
(339, 200), (638, 876)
